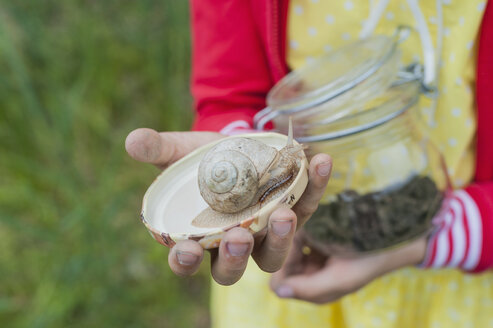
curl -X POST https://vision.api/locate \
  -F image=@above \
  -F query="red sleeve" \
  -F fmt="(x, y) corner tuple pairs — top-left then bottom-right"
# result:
(421, 1), (493, 273)
(475, 0), (493, 181)
(421, 184), (493, 273)
(189, 0), (274, 132)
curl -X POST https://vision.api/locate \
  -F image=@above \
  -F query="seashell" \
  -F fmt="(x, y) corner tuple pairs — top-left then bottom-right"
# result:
(140, 132), (309, 250)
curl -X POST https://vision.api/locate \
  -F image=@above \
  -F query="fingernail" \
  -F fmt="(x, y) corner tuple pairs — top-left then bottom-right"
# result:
(317, 162), (331, 176)
(226, 242), (249, 257)
(176, 251), (198, 266)
(276, 285), (294, 298)
(271, 219), (293, 237)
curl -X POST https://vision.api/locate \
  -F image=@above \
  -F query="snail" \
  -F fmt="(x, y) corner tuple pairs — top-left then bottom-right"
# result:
(140, 127), (310, 249)
(192, 123), (306, 228)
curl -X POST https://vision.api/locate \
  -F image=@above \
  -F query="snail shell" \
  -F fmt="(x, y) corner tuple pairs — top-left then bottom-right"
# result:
(198, 138), (280, 214)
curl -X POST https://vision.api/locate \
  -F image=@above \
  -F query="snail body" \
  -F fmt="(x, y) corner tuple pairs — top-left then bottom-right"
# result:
(197, 136), (304, 215)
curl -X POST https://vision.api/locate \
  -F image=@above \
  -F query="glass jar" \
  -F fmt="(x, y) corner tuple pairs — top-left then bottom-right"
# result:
(254, 29), (450, 256)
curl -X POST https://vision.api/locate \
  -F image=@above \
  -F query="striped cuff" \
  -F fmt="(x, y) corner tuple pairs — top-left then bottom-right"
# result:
(420, 189), (489, 272)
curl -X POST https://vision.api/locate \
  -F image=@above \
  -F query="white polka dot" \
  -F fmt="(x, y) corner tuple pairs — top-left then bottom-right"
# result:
(387, 311), (397, 321)
(324, 44), (333, 52)
(325, 14), (335, 24)
(448, 308), (460, 321)
(429, 16), (438, 25)
(308, 27), (317, 36)
(372, 317), (382, 325)
(467, 40), (474, 50)
(452, 107), (461, 116)
(386, 12), (394, 20)
(449, 52), (455, 62)
(341, 32), (351, 41)
(430, 283), (440, 292)
(363, 167), (371, 176)
(311, 0), (319, 2)
(448, 281), (458, 291)
(464, 296), (473, 306)
(478, 2), (486, 11)
(294, 5), (303, 15)
(455, 77), (463, 85)
(482, 297), (493, 306)
(466, 118), (473, 127)
(459, 16), (465, 25)
(444, 27), (451, 37)
(455, 178), (464, 187)
(306, 56), (315, 64)
(344, 1), (354, 10)
(448, 138), (458, 147)
(289, 40), (299, 49)
(442, 86), (448, 94)
(465, 85), (472, 94)
(332, 171), (342, 179)
(432, 321), (441, 328)
(412, 54), (421, 62)
(443, 0), (451, 4)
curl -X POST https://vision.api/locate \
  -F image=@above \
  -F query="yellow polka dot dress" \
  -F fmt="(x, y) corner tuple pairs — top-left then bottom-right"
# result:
(211, 1), (493, 327)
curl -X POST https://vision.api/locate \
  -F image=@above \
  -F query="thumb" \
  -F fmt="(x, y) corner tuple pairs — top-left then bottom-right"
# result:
(125, 128), (223, 168)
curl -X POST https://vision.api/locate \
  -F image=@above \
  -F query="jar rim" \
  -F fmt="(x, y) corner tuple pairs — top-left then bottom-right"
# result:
(293, 80), (420, 142)
(266, 35), (398, 114)
(298, 83), (419, 142)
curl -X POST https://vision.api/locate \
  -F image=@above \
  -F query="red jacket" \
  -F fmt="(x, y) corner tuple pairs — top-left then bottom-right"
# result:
(190, 0), (493, 272)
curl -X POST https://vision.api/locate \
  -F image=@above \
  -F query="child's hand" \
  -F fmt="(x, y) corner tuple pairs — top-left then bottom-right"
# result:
(270, 233), (427, 304)
(125, 128), (332, 285)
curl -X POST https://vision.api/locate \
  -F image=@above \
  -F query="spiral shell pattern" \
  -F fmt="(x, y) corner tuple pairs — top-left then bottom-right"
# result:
(198, 149), (258, 213)
(205, 160), (238, 194)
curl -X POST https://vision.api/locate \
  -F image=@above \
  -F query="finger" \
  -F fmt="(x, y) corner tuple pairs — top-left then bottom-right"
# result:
(292, 153), (332, 226)
(274, 261), (345, 304)
(252, 207), (297, 273)
(211, 228), (254, 285)
(125, 128), (223, 168)
(168, 240), (204, 277)
(269, 234), (326, 291)
(269, 235), (304, 290)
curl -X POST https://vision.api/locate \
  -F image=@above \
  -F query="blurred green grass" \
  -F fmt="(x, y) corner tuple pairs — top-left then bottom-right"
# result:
(0, 1), (210, 327)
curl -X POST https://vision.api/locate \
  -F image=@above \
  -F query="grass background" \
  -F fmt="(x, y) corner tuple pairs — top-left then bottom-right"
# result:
(0, 1), (211, 327)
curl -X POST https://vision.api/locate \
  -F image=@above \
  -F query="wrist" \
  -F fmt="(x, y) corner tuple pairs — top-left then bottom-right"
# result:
(385, 236), (427, 271)
(406, 236), (428, 266)
(369, 236), (427, 278)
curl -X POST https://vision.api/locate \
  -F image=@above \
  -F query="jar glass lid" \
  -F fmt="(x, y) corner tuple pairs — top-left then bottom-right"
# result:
(268, 35), (397, 112)
(254, 28), (414, 132)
